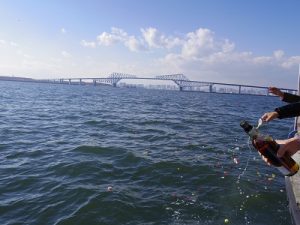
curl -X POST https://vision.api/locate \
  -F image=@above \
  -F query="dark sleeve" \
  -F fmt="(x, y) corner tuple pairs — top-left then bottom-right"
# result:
(275, 102), (300, 119)
(282, 92), (300, 103)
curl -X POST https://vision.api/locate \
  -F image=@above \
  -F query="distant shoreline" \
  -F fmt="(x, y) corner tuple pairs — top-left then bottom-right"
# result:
(0, 76), (53, 84)
(0, 76), (35, 82)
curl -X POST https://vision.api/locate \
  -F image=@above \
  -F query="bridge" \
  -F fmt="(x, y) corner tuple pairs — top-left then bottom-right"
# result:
(45, 73), (296, 96)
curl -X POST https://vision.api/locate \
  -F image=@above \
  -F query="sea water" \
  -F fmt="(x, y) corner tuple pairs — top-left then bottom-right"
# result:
(0, 81), (293, 225)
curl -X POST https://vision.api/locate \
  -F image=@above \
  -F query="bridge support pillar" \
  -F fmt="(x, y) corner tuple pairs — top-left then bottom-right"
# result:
(238, 85), (241, 94)
(93, 80), (96, 86)
(113, 83), (117, 87)
(209, 85), (213, 93)
(79, 79), (82, 85)
(69, 79), (71, 85)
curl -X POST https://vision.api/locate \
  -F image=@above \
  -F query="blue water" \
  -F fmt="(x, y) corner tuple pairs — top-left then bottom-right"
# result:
(0, 81), (294, 225)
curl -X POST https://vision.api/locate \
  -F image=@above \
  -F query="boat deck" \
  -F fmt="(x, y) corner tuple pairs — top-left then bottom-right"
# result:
(286, 154), (300, 224)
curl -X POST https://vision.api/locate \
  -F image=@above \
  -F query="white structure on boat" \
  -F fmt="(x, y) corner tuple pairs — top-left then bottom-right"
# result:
(286, 65), (300, 225)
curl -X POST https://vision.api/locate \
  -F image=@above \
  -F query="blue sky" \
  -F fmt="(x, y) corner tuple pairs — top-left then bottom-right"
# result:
(0, 0), (300, 88)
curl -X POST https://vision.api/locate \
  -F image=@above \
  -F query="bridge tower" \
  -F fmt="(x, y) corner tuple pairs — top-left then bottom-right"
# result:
(155, 74), (190, 91)
(107, 73), (137, 87)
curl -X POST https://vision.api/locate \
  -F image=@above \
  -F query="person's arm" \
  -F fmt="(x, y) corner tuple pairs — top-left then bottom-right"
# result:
(269, 87), (300, 103)
(269, 87), (284, 99)
(276, 137), (300, 157)
(282, 92), (300, 103)
(261, 137), (300, 165)
(275, 102), (300, 119)
(261, 102), (300, 122)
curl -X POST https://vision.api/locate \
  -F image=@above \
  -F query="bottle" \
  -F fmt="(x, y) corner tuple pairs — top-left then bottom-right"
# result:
(240, 120), (299, 176)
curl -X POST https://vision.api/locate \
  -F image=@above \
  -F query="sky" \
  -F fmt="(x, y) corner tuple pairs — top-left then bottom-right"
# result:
(0, 0), (300, 88)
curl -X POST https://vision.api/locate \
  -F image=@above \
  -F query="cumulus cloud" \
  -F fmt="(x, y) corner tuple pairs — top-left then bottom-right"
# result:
(81, 40), (96, 48)
(124, 36), (146, 52)
(222, 39), (235, 53)
(91, 26), (235, 58)
(180, 28), (236, 60)
(141, 27), (182, 49)
(141, 27), (160, 48)
(273, 50), (284, 59)
(97, 27), (128, 46)
(90, 26), (182, 52)
(181, 28), (215, 58)
(61, 28), (66, 34)
(79, 26), (300, 87)
(95, 27), (148, 51)
(281, 56), (300, 69)
(157, 27), (300, 79)
(158, 28), (300, 87)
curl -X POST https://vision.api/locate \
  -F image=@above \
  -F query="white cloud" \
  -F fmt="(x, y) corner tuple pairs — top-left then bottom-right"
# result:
(0, 39), (6, 45)
(181, 28), (215, 58)
(141, 27), (160, 48)
(10, 41), (18, 47)
(141, 27), (182, 49)
(0, 39), (19, 48)
(222, 39), (235, 53)
(1, 26), (299, 87)
(273, 50), (284, 59)
(124, 36), (146, 52)
(61, 51), (71, 58)
(61, 28), (66, 34)
(96, 27), (181, 52)
(97, 27), (128, 46)
(79, 26), (300, 87)
(81, 40), (96, 48)
(180, 28), (235, 59)
(253, 56), (273, 64)
(97, 32), (119, 46)
(281, 56), (300, 69)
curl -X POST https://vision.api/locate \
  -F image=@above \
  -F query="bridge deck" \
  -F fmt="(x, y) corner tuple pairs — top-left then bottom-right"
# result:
(47, 76), (296, 95)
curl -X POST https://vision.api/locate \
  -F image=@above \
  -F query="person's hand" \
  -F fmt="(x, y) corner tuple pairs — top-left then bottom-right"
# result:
(261, 111), (279, 122)
(276, 137), (300, 157)
(259, 137), (300, 165)
(269, 87), (284, 98)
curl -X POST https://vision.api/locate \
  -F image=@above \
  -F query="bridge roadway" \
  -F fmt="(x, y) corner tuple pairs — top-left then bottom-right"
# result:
(46, 73), (296, 95)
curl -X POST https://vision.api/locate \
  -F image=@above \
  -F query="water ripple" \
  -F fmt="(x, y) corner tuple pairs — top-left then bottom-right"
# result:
(0, 81), (293, 225)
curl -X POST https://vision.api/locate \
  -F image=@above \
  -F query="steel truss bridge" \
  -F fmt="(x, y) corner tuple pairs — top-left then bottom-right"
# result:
(47, 73), (296, 95)
(51, 73), (213, 91)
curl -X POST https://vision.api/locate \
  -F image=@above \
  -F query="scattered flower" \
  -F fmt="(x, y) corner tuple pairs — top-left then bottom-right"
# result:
(107, 186), (113, 192)
(233, 157), (239, 164)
